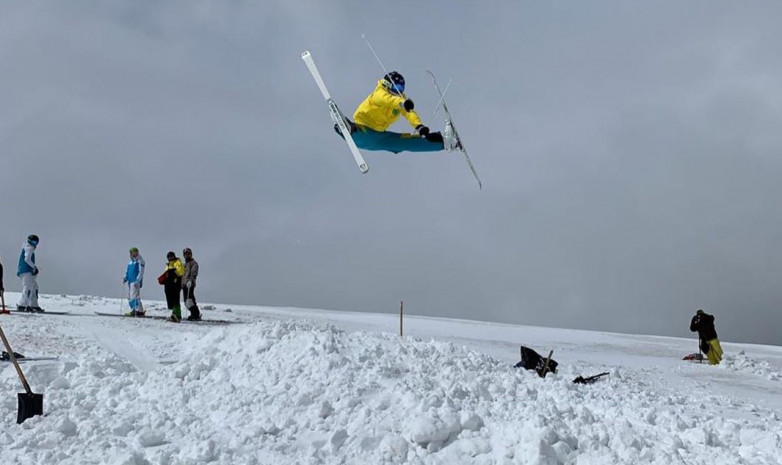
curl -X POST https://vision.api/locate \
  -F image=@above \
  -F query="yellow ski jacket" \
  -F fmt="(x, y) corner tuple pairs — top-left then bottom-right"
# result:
(165, 258), (185, 277)
(353, 80), (423, 132)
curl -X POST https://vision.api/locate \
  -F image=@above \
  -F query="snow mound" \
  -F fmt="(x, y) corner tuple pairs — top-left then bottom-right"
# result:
(721, 350), (782, 381)
(3, 318), (781, 464)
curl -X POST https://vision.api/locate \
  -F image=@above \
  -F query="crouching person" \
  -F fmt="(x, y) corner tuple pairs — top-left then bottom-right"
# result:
(690, 309), (723, 365)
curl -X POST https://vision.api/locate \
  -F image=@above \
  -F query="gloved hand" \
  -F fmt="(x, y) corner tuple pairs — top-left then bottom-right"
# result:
(138, 279), (143, 288)
(32, 267), (39, 276)
(403, 99), (415, 111)
(187, 280), (193, 288)
(123, 277), (128, 283)
(415, 125), (430, 137)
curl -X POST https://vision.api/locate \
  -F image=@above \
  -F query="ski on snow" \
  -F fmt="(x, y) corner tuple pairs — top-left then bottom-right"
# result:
(7, 310), (71, 315)
(93, 311), (237, 325)
(301, 50), (369, 174)
(426, 71), (482, 190)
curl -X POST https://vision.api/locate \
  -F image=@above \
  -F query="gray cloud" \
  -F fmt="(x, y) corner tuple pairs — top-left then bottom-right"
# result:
(2, 1), (781, 345)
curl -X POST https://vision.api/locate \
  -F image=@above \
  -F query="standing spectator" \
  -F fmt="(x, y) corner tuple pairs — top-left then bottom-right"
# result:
(16, 234), (43, 313)
(182, 247), (201, 321)
(123, 247), (146, 317)
(690, 309), (723, 365)
(160, 251), (185, 322)
(0, 255), (8, 314)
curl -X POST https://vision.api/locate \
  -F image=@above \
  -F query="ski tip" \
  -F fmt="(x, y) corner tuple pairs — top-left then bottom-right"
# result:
(359, 164), (369, 174)
(301, 50), (311, 59)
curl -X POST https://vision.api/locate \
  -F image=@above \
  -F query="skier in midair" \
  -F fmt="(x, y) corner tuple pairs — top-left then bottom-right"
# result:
(182, 247), (201, 321)
(335, 71), (459, 153)
(16, 234), (44, 312)
(123, 247), (146, 317)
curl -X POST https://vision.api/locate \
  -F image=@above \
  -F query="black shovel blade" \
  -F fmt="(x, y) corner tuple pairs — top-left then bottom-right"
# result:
(17, 392), (43, 424)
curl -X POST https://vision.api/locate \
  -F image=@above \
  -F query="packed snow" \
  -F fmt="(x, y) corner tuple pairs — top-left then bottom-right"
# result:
(1, 293), (781, 464)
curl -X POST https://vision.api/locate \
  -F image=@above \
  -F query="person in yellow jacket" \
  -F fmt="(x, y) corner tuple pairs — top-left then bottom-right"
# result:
(161, 251), (185, 322)
(335, 71), (459, 153)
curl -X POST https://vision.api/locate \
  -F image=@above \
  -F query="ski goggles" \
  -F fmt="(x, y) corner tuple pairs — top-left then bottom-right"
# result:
(390, 83), (404, 94)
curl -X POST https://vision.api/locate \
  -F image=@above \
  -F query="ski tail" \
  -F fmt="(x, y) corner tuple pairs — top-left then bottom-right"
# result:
(301, 51), (369, 174)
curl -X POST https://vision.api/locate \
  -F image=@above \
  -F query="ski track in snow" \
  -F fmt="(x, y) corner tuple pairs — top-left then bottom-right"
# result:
(0, 293), (780, 464)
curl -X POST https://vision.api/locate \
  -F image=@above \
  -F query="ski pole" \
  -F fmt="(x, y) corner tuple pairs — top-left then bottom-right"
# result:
(119, 282), (128, 315)
(427, 76), (452, 128)
(698, 337), (703, 364)
(362, 34), (406, 96)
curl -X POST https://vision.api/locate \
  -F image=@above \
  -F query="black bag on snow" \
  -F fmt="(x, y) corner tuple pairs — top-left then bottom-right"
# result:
(514, 346), (558, 374)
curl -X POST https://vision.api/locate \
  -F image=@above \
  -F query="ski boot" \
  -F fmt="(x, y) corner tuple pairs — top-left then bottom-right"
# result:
(333, 119), (357, 138)
(442, 120), (461, 151)
(31, 307), (45, 313)
(186, 307), (202, 321)
(169, 306), (182, 323)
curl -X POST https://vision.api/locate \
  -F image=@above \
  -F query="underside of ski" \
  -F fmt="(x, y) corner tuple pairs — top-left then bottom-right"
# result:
(302, 50), (369, 174)
(426, 71), (482, 190)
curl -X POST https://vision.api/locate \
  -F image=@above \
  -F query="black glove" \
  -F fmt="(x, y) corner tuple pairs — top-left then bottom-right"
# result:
(403, 99), (415, 111)
(415, 125), (430, 137)
(32, 267), (39, 276)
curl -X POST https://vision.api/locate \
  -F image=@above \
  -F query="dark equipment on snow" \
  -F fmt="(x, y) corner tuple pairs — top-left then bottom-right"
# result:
(2, 350), (26, 361)
(573, 372), (610, 384)
(0, 322), (43, 423)
(683, 353), (705, 362)
(515, 346), (558, 377)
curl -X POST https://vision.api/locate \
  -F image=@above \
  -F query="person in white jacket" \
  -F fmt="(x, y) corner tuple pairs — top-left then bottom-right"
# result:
(16, 234), (43, 312)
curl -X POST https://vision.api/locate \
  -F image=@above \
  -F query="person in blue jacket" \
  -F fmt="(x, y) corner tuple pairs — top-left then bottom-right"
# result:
(17, 234), (43, 312)
(123, 247), (146, 317)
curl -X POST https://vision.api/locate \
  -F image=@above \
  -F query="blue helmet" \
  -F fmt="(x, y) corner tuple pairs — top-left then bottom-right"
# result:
(382, 71), (405, 95)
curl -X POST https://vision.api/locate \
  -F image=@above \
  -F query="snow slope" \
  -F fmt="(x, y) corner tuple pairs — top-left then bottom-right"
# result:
(1, 293), (780, 464)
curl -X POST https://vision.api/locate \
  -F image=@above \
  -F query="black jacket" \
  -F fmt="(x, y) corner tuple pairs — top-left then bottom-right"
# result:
(690, 312), (718, 341)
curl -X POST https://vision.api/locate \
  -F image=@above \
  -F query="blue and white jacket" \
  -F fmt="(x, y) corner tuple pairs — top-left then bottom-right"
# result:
(125, 255), (145, 284)
(17, 243), (36, 276)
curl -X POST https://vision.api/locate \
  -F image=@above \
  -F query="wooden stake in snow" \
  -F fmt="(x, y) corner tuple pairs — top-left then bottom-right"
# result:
(399, 301), (404, 337)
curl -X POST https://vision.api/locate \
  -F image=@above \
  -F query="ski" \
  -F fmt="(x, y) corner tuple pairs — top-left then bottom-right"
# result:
(8, 310), (70, 315)
(93, 311), (237, 325)
(301, 50), (369, 174)
(426, 71), (482, 190)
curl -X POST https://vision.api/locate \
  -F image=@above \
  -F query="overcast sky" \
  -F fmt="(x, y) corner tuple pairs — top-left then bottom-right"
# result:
(2, 1), (781, 345)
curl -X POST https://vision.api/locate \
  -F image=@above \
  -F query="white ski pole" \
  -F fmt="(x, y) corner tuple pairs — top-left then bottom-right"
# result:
(119, 282), (128, 315)
(362, 34), (404, 96)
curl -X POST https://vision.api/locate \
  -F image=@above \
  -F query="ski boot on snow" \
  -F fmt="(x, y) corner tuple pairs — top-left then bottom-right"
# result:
(169, 307), (182, 323)
(125, 310), (145, 317)
(31, 306), (45, 313)
(186, 307), (202, 321)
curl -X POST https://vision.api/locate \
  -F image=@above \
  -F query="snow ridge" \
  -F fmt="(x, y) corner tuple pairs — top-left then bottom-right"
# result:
(1, 302), (781, 464)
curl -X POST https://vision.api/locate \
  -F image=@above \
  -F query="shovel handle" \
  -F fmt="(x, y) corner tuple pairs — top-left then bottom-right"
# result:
(539, 350), (554, 378)
(0, 323), (34, 395)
